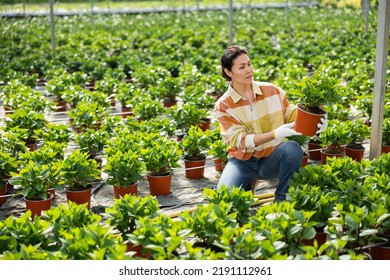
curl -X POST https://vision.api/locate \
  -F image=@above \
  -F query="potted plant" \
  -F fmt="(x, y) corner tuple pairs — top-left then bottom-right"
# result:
(127, 214), (190, 259)
(180, 125), (211, 179)
(115, 83), (142, 118)
(140, 133), (182, 196)
(5, 108), (47, 150)
(67, 101), (109, 133)
(0, 150), (19, 206)
(41, 123), (73, 144)
(9, 161), (62, 217)
(382, 118), (390, 154)
(318, 120), (348, 164)
(104, 150), (146, 199)
(105, 194), (160, 256)
(169, 103), (209, 139)
(59, 150), (101, 208)
(208, 139), (229, 172)
(156, 76), (182, 107)
(45, 72), (77, 112)
(291, 73), (342, 136)
(75, 128), (110, 169)
(132, 98), (166, 121)
(344, 119), (370, 162)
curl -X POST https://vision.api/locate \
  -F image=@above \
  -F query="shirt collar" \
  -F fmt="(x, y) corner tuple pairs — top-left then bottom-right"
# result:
(228, 81), (263, 103)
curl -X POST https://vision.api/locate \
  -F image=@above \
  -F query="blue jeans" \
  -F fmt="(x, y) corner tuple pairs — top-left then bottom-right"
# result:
(216, 141), (303, 200)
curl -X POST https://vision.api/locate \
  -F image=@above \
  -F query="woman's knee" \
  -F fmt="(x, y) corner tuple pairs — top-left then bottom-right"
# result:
(282, 141), (303, 165)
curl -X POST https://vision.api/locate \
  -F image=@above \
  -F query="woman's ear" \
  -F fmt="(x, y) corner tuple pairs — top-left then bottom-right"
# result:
(223, 68), (232, 78)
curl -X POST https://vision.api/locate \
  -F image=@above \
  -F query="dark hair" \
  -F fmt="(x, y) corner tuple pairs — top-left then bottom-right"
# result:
(220, 45), (248, 81)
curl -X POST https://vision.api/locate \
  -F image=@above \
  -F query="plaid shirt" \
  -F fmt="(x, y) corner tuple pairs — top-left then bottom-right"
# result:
(214, 81), (297, 160)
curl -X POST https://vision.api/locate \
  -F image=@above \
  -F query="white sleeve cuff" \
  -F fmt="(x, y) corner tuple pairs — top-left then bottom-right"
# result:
(245, 134), (256, 149)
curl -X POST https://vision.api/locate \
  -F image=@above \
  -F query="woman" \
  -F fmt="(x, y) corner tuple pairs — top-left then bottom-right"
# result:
(214, 45), (326, 202)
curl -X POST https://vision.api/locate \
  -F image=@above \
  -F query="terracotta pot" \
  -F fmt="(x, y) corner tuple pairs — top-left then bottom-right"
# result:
(320, 149), (344, 165)
(382, 145), (390, 154)
(121, 106), (133, 119)
(113, 182), (138, 199)
(55, 100), (67, 112)
(370, 244), (390, 260)
(308, 141), (322, 161)
(345, 145), (365, 162)
(26, 142), (37, 151)
(162, 99), (177, 108)
(184, 159), (206, 179)
(48, 188), (55, 198)
(294, 105), (326, 137)
(25, 194), (53, 218)
(0, 183), (8, 206)
(199, 118), (211, 131)
(147, 173), (171, 196)
(301, 153), (309, 167)
(213, 158), (225, 172)
(126, 242), (151, 259)
(65, 188), (92, 208)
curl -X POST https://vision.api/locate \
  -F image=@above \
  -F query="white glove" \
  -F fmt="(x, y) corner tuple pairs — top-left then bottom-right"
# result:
(273, 122), (302, 139)
(316, 115), (328, 134)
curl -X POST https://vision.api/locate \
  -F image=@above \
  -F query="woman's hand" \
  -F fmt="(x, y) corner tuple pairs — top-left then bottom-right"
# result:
(273, 122), (302, 139)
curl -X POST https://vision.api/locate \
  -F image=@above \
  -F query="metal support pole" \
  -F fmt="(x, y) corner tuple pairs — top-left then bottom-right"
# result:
(228, 0), (233, 45)
(362, 0), (370, 34)
(90, 0), (94, 25)
(49, 0), (55, 55)
(369, 0), (390, 159)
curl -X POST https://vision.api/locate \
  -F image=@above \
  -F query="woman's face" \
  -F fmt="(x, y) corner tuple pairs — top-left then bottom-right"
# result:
(224, 53), (254, 85)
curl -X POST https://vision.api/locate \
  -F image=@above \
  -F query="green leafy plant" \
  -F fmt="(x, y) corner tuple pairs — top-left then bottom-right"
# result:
(345, 119), (370, 147)
(59, 150), (101, 191)
(105, 195), (160, 238)
(5, 108), (47, 144)
(203, 186), (254, 224)
(180, 125), (211, 161)
(0, 150), (19, 181)
(42, 123), (73, 144)
(0, 212), (53, 255)
(140, 133), (182, 176)
(318, 120), (348, 154)
(75, 128), (110, 160)
(169, 104), (208, 136)
(67, 101), (109, 132)
(208, 139), (229, 163)
(291, 73), (342, 114)
(127, 214), (190, 260)
(132, 98), (166, 121)
(382, 118), (390, 146)
(104, 150), (146, 187)
(9, 160), (62, 200)
(250, 201), (317, 256)
(179, 202), (238, 249)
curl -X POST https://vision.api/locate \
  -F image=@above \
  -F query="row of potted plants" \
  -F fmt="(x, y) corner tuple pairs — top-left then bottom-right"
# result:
(1, 154), (389, 261)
